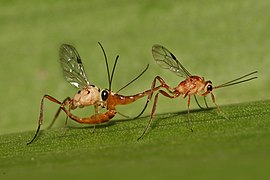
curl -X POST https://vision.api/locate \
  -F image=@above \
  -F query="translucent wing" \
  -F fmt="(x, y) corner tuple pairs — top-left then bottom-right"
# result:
(152, 44), (191, 78)
(59, 44), (90, 88)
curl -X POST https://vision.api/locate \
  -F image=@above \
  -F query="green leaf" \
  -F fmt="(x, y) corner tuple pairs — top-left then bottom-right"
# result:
(0, 100), (270, 179)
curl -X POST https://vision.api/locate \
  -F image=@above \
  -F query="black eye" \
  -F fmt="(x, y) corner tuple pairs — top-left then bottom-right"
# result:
(207, 84), (213, 91)
(101, 90), (108, 101)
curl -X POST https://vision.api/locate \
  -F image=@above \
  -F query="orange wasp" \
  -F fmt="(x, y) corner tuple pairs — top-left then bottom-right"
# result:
(137, 44), (258, 140)
(27, 43), (159, 144)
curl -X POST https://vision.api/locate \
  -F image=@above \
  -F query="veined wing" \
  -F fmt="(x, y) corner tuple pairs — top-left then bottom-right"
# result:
(152, 44), (191, 78)
(59, 44), (90, 88)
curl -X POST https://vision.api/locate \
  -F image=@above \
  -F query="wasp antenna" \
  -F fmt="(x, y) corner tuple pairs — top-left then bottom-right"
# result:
(116, 64), (149, 93)
(220, 71), (257, 86)
(109, 55), (119, 91)
(215, 71), (258, 89)
(98, 42), (111, 90)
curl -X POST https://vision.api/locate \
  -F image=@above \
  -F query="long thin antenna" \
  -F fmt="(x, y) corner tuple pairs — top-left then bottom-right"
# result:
(215, 71), (258, 89)
(116, 64), (149, 93)
(98, 42), (111, 89)
(109, 55), (119, 90)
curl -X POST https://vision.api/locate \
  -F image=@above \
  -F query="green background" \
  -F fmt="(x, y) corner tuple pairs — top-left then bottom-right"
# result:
(0, 0), (269, 179)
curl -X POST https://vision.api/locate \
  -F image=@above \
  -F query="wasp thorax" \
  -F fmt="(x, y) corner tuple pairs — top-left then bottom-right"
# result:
(73, 86), (100, 107)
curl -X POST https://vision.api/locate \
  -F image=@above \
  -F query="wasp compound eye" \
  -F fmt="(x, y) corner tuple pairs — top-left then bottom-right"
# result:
(207, 84), (213, 91)
(101, 90), (108, 101)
